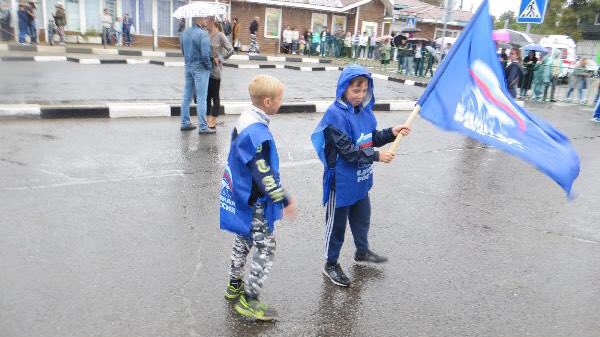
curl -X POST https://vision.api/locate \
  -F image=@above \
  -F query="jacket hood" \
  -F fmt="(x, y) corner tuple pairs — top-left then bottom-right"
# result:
(335, 65), (375, 112)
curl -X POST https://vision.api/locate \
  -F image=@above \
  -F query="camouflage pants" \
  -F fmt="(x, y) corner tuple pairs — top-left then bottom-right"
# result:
(249, 34), (259, 54)
(229, 202), (276, 299)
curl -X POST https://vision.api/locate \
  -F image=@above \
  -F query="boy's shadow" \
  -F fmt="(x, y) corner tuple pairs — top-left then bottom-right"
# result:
(312, 264), (385, 336)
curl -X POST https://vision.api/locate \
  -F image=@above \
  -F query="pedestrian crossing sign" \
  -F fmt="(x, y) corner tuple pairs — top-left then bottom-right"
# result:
(406, 16), (416, 28)
(517, 0), (547, 24)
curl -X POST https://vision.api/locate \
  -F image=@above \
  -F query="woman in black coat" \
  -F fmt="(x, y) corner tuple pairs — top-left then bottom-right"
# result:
(519, 50), (537, 98)
(505, 48), (524, 99)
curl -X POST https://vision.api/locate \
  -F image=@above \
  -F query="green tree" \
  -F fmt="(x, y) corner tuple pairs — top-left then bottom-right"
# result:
(493, 10), (527, 30)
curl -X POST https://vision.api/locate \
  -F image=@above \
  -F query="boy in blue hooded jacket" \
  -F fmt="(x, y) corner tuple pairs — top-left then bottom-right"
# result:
(220, 75), (297, 320)
(312, 65), (410, 287)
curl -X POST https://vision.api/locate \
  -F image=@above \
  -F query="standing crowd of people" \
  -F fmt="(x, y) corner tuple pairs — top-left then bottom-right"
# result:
(277, 26), (448, 76)
(101, 9), (135, 47)
(7, 3), (134, 46)
(499, 46), (597, 105)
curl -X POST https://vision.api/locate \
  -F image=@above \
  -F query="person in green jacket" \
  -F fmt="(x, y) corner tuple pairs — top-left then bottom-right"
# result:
(311, 29), (321, 56)
(531, 53), (546, 101)
(542, 51), (556, 102)
(422, 47), (435, 77)
(379, 38), (391, 70)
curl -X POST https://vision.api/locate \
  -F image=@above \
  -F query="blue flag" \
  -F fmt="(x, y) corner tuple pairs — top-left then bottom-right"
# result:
(418, 0), (580, 197)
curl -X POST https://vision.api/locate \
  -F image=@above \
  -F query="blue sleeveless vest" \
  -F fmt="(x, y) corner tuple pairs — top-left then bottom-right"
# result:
(220, 123), (283, 235)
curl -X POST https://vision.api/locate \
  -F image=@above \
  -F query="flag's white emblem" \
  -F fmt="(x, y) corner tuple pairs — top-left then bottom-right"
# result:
(454, 59), (526, 148)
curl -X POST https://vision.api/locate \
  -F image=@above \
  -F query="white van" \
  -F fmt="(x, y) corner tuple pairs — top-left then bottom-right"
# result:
(539, 35), (577, 78)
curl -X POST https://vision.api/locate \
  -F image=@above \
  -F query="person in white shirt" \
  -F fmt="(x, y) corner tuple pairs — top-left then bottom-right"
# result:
(113, 17), (122, 46)
(291, 27), (299, 54)
(282, 26), (293, 54)
(101, 9), (113, 45)
(414, 42), (423, 76)
(358, 31), (368, 59)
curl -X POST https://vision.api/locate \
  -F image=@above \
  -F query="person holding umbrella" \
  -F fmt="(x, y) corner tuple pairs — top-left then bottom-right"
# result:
(179, 15), (213, 133)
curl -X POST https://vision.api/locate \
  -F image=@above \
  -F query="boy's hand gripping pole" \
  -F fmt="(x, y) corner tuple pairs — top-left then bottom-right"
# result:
(389, 104), (421, 153)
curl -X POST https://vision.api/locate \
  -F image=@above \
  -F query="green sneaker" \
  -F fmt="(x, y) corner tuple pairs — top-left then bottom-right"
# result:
(224, 281), (244, 300)
(234, 295), (278, 321)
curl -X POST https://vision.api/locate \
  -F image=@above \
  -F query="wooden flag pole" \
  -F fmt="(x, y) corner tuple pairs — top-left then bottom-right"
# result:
(389, 104), (421, 153)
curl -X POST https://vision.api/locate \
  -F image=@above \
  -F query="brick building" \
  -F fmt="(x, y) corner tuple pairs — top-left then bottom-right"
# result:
(393, 0), (472, 41)
(229, 0), (395, 54)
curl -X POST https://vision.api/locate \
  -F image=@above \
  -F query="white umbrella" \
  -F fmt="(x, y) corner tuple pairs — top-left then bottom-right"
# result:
(425, 45), (441, 62)
(172, 2), (228, 20)
(434, 37), (456, 47)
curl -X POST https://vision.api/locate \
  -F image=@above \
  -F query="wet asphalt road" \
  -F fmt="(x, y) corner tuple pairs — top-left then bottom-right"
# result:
(1, 104), (600, 337)
(0, 62), (423, 104)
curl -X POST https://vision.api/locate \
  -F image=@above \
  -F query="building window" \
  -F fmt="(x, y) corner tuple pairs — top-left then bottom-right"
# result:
(139, 0), (152, 34)
(66, 0), (81, 31)
(157, 0), (170, 35)
(434, 28), (460, 39)
(264, 7), (281, 38)
(311, 13), (327, 34)
(104, 0), (117, 17)
(361, 21), (377, 37)
(595, 13), (600, 25)
(332, 15), (346, 33)
(86, 0), (102, 33)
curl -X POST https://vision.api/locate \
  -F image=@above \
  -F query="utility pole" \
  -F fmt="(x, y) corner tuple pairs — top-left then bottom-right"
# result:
(440, 0), (455, 40)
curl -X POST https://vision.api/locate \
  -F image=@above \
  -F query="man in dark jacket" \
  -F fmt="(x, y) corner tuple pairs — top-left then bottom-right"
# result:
(122, 13), (134, 46)
(249, 17), (259, 54)
(222, 18), (232, 39)
(27, 2), (37, 44)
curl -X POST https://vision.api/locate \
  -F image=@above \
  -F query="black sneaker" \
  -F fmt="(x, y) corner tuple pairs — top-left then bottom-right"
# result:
(180, 124), (197, 131)
(198, 128), (216, 134)
(354, 250), (388, 264)
(323, 263), (351, 287)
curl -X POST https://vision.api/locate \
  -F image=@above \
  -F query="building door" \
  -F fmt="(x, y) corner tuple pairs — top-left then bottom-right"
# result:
(382, 21), (390, 35)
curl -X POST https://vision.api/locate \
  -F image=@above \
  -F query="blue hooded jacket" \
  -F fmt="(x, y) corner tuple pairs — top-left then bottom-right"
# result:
(311, 65), (377, 208)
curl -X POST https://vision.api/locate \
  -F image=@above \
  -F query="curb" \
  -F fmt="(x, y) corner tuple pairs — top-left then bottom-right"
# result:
(0, 100), (417, 119)
(4, 44), (181, 57)
(229, 54), (330, 63)
(4, 44), (336, 62)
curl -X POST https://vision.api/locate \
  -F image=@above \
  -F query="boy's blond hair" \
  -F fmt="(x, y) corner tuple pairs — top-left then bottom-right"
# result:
(248, 75), (284, 105)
